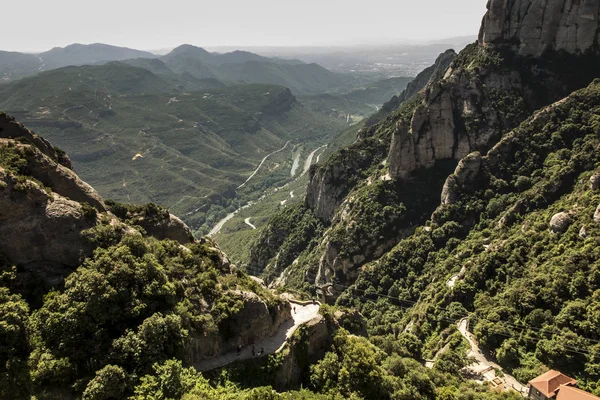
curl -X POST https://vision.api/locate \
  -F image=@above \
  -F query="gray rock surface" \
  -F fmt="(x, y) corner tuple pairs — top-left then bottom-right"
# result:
(480, 0), (600, 57)
(0, 112), (72, 168)
(187, 291), (291, 361)
(590, 174), (600, 190)
(595, 204), (600, 223)
(550, 212), (573, 233)
(0, 167), (96, 272)
(441, 152), (482, 205)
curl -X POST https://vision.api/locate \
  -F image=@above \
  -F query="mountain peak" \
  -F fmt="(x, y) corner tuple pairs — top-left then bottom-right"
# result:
(479, 0), (600, 57)
(170, 44), (211, 55)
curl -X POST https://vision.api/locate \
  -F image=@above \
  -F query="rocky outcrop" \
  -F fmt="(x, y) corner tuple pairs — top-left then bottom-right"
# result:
(400, 50), (458, 105)
(550, 212), (573, 233)
(136, 212), (194, 244)
(274, 314), (332, 390)
(365, 49), (457, 127)
(594, 204), (600, 223)
(306, 139), (387, 222)
(441, 152), (482, 205)
(0, 112), (72, 169)
(388, 48), (524, 179)
(0, 167), (97, 283)
(20, 142), (106, 211)
(480, 0), (600, 58)
(188, 292), (291, 361)
(591, 174), (600, 190)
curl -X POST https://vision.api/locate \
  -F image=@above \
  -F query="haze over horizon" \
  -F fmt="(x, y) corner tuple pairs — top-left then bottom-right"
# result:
(5, 0), (487, 53)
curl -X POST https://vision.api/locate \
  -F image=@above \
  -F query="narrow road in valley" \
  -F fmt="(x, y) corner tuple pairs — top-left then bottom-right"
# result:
(194, 302), (320, 372)
(244, 217), (256, 230)
(302, 145), (328, 176)
(238, 141), (291, 189)
(458, 318), (525, 394)
(208, 203), (253, 236)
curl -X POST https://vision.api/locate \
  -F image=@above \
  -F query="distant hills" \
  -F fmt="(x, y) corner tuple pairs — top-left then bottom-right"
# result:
(0, 43), (357, 95)
(0, 61), (348, 232)
(0, 43), (155, 81)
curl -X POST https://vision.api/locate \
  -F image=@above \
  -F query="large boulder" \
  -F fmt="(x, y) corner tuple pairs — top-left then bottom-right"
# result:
(590, 174), (600, 190)
(550, 212), (573, 233)
(0, 167), (97, 282)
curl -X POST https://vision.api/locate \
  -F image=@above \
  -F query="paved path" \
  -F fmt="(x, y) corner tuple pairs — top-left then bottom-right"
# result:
(244, 218), (256, 230)
(194, 302), (320, 372)
(458, 318), (526, 394)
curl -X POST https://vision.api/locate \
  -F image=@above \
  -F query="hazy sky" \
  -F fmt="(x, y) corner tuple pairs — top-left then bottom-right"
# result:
(5, 0), (487, 52)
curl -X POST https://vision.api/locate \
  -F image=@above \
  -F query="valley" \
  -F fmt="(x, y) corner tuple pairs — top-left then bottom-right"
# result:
(3, 1), (600, 399)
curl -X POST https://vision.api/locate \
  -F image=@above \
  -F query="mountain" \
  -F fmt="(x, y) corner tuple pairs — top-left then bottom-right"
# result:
(159, 45), (356, 94)
(0, 62), (348, 235)
(0, 51), (42, 81)
(38, 43), (156, 69)
(0, 43), (156, 82)
(0, 112), (300, 399)
(244, 0), (600, 395)
(0, 112), (516, 400)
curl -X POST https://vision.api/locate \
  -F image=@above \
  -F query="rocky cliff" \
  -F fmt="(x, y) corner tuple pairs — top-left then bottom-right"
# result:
(0, 115), (195, 289)
(480, 0), (600, 57)
(256, 0), (600, 296)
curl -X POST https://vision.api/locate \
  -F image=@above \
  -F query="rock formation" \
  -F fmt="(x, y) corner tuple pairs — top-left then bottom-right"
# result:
(440, 152), (482, 205)
(480, 0), (600, 57)
(550, 212), (573, 233)
(0, 115), (194, 287)
(188, 291), (291, 361)
(0, 164), (97, 282)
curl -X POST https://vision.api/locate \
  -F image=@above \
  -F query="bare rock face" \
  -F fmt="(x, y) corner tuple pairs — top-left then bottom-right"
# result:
(441, 152), (482, 205)
(480, 0), (600, 57)
(590, 174), (600, 190)
(388, 51), (523, 179)
(594, 204), (600, 223)
(187, 292), (291, 361)
(0, 168), (96, 274)
(21, 143), (106, 211)
(550, 212), (573, 233)
(274, 314), (332, 390)
(137, 212), (194, 245)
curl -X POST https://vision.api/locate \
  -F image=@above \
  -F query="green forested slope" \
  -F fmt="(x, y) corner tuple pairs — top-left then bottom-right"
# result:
(0, 64), (347, 234)
(340, 79), (600, 394)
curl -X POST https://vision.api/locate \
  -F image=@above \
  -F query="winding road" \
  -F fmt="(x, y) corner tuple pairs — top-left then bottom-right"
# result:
(244, 217), (256, 230)
(194, 302), (320, 372)
(238, 141), (291, 189)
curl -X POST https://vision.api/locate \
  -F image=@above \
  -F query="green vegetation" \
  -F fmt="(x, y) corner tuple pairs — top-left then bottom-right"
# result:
(0, 64), (348, 235)
(338, 79), (600, 395)
(0, 224), (283, 399)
